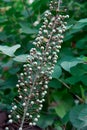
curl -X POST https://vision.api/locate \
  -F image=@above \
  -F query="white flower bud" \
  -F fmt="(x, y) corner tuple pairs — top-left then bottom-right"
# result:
(30, 115), (33, 118)
(41, 46), (44, 50)
(26, 113), (29, 116)
(29, 122), (33, 126)
(9, 119), (13, 123)
(19, 95), (22, 99)
(8, 115), (11, 118)
(31, 101), (34, 105)
(22, 102), (26, 106)
(37, 115), (40, 118)
(5, 127), (9, 130)
(24, 89), (27, 92)
(44, 85), (48, 89)
(20, 73), (23, 76)
(34, 118), (38, 121)
(33, 122), (36, 126)
(16, 84), (19, 88)
(16, 115), (20, 119)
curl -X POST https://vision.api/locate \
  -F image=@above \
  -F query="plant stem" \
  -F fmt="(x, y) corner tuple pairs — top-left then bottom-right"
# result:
(58, 0), (61, 11)
(58, 79), (84, 103)
(20, 74), (38, 128)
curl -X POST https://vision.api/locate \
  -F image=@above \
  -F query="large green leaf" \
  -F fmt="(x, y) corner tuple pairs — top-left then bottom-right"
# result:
(70, 64), (87, 76)
(66, 76), (81, 85)
(70, 18), (87, 34)
(59, 56), (83, 72)
(79, 108), (87, 122)
(53, 90), (73, 118)
(0, 44), (21, 57)
(70, 104), (87, 129)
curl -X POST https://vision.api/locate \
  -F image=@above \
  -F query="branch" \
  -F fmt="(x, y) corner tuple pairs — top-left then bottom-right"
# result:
(58, 0), (61, 11)
(58, 79), (85, 103)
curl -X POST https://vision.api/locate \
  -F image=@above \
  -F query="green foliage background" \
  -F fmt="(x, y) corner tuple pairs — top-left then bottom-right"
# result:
(0, 0), (87, 129)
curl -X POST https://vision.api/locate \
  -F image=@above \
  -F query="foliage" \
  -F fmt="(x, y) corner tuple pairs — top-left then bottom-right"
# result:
(0, 0), (87, 129)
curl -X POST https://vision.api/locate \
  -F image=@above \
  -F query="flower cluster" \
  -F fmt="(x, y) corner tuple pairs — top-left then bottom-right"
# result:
(6, 0), (69, 130)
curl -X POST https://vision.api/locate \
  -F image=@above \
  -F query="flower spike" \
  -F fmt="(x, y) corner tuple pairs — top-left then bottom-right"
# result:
(6, 0), (69, 129)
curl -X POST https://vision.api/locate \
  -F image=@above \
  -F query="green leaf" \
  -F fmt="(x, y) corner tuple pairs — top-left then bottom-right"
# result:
(1, 76), (18, 89)
(82, 57), (87, 62)
(81, 75), (87, 86)
(78, 18), (87, 23)
(9, 67), (20, 74)
(66, 76), (81, 85)
(80, 126), (87, 130)
(55, 126), (62, 130)
(20, 22), (38, 34)
(80, 85), (85, 99)
(59, 56), (83, 72)
(13, 54), (28, 62)
(62, 112), (70, 124)
(70, 64), (87, 76)
(37, 114), (55, 128)
(76, 37), (87, 49)
(79, 108), (87, 122)
(48, 79), (61, 89)
(52, 65), (62, 79)
(53, 90), (73, 118)
(70, 104), (87, 129)
(55, 104), (66, 118)
(0, 44), (21, 57)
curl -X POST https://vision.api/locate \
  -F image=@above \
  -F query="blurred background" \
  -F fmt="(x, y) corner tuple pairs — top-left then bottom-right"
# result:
(0, 0), (87, 129)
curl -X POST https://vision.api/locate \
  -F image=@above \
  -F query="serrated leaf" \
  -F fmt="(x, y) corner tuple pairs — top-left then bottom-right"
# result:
(0, 44), (21, 57)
